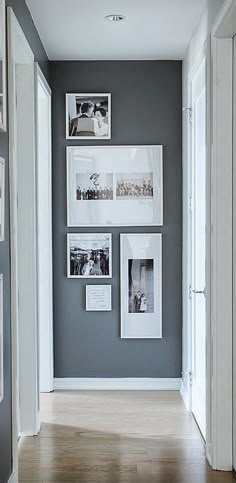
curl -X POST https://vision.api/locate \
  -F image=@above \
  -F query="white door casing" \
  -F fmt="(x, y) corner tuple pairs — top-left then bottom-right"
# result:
(35, 64), (54, 393)
(8, 5), (40, 463)
(209, 0), (234, 469)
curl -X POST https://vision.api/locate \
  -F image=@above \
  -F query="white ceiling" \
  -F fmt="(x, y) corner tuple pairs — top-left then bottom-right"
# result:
(25, 0), (207, 60)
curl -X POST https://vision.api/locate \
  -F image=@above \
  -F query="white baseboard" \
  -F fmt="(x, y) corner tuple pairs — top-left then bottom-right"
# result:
(180, 379), (190, 411)
(206, 442), (212, 468)
(54, 377), (181, 391)
(8, 472), (17, 483)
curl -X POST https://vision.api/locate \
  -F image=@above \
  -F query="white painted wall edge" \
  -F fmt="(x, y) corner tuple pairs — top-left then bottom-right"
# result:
(8, 473), (17, 483)
(180, 379), (190, 411)
(54, 378), (181, 391)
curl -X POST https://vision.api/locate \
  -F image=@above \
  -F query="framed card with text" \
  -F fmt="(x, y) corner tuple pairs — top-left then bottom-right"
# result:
(86, 285), (112, 311)
(120, 233), (162, 339)
(67, 145), (163, 227)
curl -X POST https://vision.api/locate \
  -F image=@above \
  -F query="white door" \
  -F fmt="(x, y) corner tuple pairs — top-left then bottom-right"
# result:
(191, 58), (207, 439)
(35, 65), (54, 393)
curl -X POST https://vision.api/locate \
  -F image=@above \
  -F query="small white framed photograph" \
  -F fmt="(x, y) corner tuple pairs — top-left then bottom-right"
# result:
(0, 274), (3, 402)
(67, 145), (163, 227)
(67, 233), (112, 278)
(66, 93), (111, 140)
(86, 285), (112, 311)
(0, 157), (5, 241)
(120, 233), (162, 339)
(0, 0), (6, 131)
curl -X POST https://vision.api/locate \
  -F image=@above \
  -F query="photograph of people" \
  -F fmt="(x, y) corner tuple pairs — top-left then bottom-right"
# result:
(128, 259), (154, 313)
(66, 94), (111, 139)
(76, 173), (113, 201)
(116, 173), (153, 200)
(68, 234), (112, 278)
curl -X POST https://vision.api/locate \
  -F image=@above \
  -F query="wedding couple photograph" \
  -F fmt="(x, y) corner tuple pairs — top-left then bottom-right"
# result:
(66, 93), (111, 139)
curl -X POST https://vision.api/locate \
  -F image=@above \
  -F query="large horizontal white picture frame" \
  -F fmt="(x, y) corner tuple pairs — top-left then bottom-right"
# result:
(120, 233), (162, 339)
(66, 93), (111, 140)
(67, 233), (112, 279)
(0, 274), (3, 402)
(0, 157), (5, 241)
(67, 145), (163, 227)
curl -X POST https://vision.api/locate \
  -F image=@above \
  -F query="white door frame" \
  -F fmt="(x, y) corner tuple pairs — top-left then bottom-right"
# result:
(207, 0), (235, 471)
(184, 0), (234, 470)
(35, 63), (54, 393)
(8, 7), (40, 482)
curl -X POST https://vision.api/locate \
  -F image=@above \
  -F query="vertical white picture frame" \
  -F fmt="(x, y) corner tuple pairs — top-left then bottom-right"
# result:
(120, 233), (162, 339)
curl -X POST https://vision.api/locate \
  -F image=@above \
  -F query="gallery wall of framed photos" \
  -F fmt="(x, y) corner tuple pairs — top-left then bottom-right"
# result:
(51, 60), (182, 378)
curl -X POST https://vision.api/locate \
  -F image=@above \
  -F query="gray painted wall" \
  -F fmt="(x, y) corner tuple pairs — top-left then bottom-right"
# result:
(0, 2), (49, 481)
(51, 61), (182, 378)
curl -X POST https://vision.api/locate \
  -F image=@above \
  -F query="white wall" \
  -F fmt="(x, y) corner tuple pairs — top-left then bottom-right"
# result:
(182, 0), (225, 403)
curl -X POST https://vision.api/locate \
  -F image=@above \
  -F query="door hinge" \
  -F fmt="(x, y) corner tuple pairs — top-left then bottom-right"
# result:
(189, 371), (193, 386)
(189, 284), (192, 300)
(182, 107), (192, 124)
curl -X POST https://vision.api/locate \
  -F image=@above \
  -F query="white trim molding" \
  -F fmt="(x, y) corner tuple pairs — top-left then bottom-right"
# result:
(54, 378), (181, 391)
(8, 472), (17, 483)
(208, 2), (235, 471)
(180, 379), (190, 411)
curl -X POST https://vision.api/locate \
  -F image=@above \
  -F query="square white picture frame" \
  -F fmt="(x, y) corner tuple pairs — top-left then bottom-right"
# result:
(67, 233), (112, 279)
(86, 285), (112, 311)
(120, 233), (162, 339)
(66, 93), (111, 140)
(67, 145), (163, 227)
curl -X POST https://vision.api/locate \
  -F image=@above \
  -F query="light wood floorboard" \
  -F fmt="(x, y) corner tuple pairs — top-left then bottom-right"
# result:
(18, 391), (235, 482)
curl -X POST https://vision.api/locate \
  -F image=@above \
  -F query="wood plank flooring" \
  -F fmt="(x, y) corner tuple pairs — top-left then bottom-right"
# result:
(19, 391), (235, 482)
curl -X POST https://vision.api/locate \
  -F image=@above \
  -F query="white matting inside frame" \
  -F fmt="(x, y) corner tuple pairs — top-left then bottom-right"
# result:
(67, 145), (163, 227)
(120, 233), (162, 339)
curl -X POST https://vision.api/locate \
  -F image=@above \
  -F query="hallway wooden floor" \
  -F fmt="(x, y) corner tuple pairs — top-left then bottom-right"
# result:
(19, 391), (235, 483)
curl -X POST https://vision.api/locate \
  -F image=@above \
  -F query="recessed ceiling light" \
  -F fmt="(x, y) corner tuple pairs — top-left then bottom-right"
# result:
(105, 14), (126, 22)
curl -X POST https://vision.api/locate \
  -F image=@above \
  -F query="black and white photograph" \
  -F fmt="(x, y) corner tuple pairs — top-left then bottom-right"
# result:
(116, 173), (153, 200)
(120, 234), (162, 339)
(0, 158), (5, 241)
(67, 146), (163, 226)
(128, 259), (154, 314)
(76, 173), (113, 201)
(67, 233), (112, 278)
(66, 93), (111, 139)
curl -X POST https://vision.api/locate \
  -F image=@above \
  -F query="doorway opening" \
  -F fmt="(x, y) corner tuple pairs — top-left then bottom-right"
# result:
(8, 8), (53, 481)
